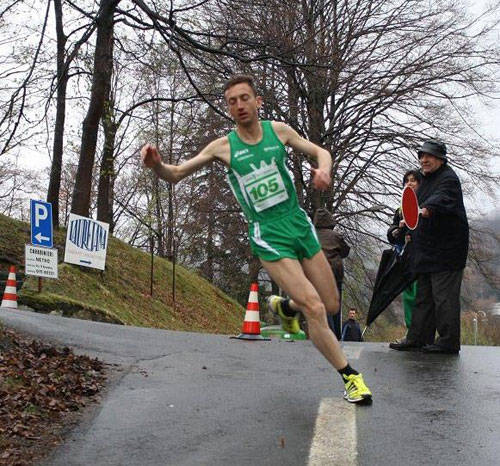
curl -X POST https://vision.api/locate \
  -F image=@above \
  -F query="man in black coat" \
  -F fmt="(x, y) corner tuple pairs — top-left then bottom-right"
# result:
(391, 140), (469, 354)
(342, 308), (363, 342)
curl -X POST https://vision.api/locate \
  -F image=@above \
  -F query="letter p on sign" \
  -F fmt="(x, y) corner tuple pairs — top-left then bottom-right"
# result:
(35, 204), (48, 227)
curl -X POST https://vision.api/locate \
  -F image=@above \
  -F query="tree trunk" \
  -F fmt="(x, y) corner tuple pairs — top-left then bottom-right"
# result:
(96, 100), (117, 232)
(71, 0), (119, 217)
(249, 257), (261, 283)
(303, 3), (327, 212)
(46, 0), (67, 228)
(165, 101), (175, 261)
(202, 165), (215, 281)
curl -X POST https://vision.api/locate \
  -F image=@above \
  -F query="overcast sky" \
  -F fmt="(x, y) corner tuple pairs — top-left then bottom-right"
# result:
(5, 0), (500, 219)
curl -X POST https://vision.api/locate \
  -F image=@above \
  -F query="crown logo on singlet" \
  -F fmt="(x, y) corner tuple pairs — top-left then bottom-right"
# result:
(249, 157), (278, 172)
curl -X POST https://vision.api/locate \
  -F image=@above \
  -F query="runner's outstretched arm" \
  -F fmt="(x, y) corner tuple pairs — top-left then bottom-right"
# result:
(140, 138), (226, 183)
(273, 122), (332, 191)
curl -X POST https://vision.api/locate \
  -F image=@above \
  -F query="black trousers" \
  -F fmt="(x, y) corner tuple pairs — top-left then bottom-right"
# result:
(407, 269), (463, 351)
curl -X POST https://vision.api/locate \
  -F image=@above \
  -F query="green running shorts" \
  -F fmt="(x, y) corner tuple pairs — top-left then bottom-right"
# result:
(248, 209), (321, 262)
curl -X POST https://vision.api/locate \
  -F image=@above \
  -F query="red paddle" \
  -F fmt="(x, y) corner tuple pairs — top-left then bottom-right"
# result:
(401, 186), (421, 230)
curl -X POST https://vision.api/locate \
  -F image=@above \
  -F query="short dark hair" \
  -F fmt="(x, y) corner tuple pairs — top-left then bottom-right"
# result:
(403, 169), (422, 187)
(349, 308), (357, 312)
(224, 74), (258, 96)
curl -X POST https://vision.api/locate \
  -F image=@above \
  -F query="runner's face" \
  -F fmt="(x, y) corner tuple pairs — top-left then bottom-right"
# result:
(225, 83), (262, 125)
(348, 310), (356, 320)
(404, 175), (419, 191)
(419, 153), (443, 175)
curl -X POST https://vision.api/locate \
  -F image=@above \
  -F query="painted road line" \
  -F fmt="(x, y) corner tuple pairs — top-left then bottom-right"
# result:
(308, 398), (357, 466)
(342, 346), (363, 360)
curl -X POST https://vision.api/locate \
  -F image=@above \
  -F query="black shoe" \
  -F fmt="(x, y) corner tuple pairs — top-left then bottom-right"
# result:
(391, 336), (407, 345)
(421, 344), (459, 355)
(389, 338), (423, 351)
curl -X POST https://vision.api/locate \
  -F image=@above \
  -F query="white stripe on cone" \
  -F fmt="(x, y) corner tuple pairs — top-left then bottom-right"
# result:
(1, 300), (16, 308)
(248, 291), (258, 302)
(1, 295), (17, 308)
(244, 310), (260, 322)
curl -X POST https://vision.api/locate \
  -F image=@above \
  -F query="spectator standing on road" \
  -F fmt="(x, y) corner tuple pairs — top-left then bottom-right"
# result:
(313, 208), (350, 340)
(390, 140), (469, 354)
(387, 170), (422, 343)
(341, 308), (363, 342)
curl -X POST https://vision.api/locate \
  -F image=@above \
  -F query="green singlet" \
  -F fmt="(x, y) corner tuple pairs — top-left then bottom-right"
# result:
(226, 120), (321, 262)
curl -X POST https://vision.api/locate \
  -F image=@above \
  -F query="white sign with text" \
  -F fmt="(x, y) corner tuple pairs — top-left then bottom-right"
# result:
(25, 245), (58, 279)
(64, 213), (109, 270)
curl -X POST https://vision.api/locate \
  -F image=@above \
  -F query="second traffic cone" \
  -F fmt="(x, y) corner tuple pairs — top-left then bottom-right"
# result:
(231, 282), (270, 341)
(1, 265), (18, 309)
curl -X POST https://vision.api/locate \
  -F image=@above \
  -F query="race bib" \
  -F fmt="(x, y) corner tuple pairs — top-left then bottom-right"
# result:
(242, 160), (289, 212)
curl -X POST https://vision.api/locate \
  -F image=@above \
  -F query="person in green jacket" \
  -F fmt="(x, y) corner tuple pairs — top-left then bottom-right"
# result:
(141, 74), (372, 404)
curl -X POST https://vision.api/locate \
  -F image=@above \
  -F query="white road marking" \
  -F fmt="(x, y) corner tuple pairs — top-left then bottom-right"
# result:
(308, 398), (357, 466)
(341, 346), (363, 360)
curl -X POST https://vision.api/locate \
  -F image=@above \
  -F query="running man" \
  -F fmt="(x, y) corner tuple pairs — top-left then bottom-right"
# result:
(141, 74), (372, 404)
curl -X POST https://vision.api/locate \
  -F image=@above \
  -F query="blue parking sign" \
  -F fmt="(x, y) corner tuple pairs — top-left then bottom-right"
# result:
(30, 200), (53, 248)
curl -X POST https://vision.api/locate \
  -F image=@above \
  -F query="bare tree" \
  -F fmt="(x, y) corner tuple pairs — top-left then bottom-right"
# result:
(203, 0), (500, 225)
(0, 0), (51, 156)
(71, 0), (120, 217)
(47, 0), (97, 227)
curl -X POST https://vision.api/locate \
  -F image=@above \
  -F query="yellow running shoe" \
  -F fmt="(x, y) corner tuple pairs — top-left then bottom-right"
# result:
(342, 373), (373, 404)
(267, 295), (301, 334)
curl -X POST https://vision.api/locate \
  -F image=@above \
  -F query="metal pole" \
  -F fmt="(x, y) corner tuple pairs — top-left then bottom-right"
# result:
(473, 315), (478, 346)
(172, 238), (176, 309)
(150, 243), (154, 297)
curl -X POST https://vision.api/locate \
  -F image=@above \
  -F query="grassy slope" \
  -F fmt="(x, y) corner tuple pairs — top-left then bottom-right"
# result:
(0, 214), (244, 334)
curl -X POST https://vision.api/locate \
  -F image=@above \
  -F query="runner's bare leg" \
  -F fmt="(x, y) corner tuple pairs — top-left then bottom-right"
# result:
(301, 250), (340, 314)
(261, 255), (347, 370)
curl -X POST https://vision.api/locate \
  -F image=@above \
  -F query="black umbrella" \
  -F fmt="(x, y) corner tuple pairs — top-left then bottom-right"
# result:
(366, 244), (416, 326)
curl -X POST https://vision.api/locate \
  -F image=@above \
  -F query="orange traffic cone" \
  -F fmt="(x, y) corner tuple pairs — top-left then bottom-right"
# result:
(1, 265), (18, 309)
(231, 283), (270, 341)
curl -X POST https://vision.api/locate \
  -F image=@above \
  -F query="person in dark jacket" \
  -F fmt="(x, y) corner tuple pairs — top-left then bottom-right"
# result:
(313, 208), (351, 339)
(390, 140), (469, 354)
(387, 170), (421, 337)
(342, 308), (363, 342)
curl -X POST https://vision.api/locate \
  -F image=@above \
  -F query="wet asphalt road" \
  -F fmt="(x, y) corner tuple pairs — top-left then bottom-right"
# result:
(1, 307), (499, 466)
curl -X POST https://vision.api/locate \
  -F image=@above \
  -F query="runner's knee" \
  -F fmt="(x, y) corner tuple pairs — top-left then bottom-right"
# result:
(300, 295), (327, 321)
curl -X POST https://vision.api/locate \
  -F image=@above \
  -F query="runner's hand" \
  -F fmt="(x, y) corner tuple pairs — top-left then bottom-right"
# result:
(311, 168), (331, 191)
(141, 144), (161, 168)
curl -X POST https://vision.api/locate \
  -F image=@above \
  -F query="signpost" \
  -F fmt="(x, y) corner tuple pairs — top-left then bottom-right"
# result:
(26, 200), (58, 287)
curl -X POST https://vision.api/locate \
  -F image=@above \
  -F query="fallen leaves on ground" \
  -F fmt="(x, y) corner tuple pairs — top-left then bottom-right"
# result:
(0, 326), (107, 465)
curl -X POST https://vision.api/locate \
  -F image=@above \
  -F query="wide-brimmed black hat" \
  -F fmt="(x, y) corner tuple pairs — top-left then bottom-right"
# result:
(417, 140), (447, 161)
